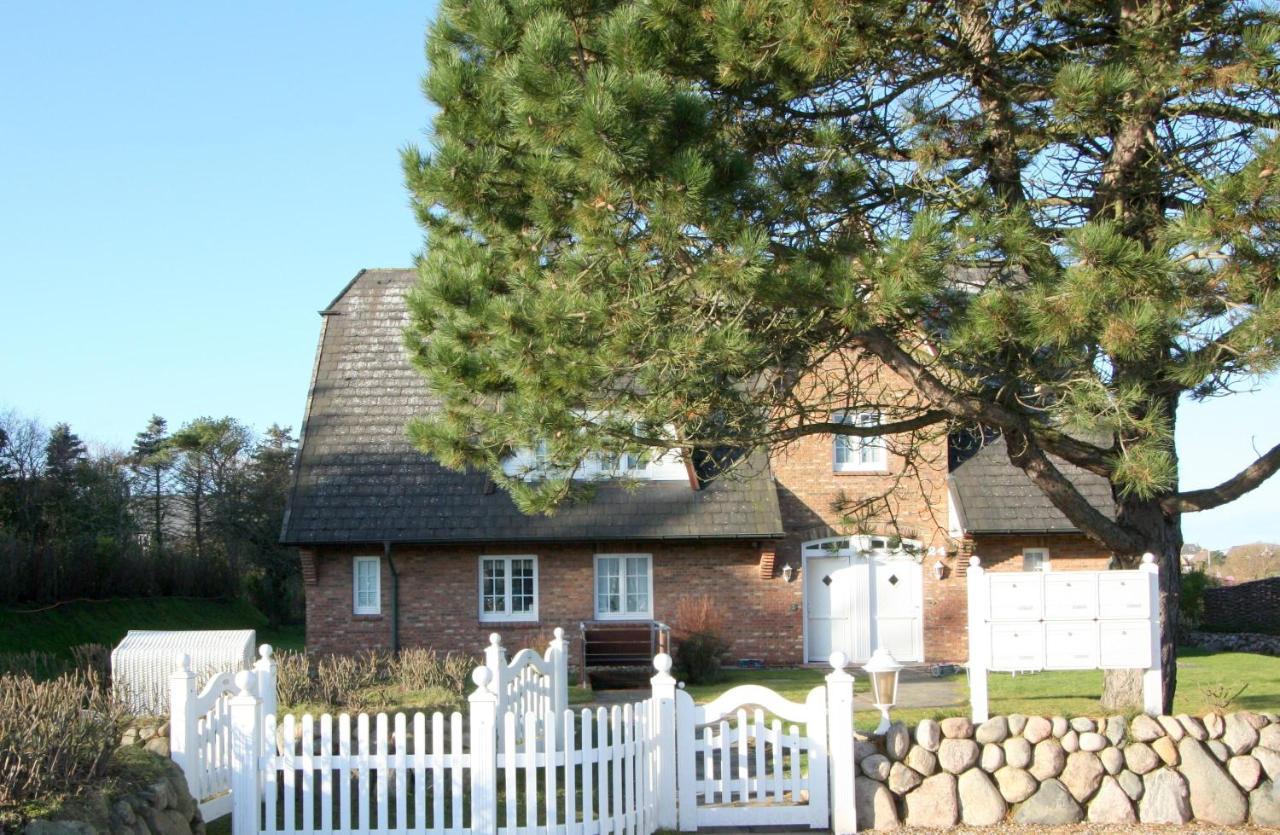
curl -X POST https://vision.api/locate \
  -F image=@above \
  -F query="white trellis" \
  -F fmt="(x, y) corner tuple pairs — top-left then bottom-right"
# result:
(170, 645), (277, 820)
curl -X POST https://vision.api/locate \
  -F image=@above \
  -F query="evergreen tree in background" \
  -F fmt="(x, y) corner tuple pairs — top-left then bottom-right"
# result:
(405, 0), (1280, 709)
(130, 414), (172, 556)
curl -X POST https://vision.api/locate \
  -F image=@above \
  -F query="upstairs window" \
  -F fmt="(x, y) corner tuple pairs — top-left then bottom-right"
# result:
(479, 556), (539, 622)
(353, 556), (381, 615)
(833, 411), (886, 472)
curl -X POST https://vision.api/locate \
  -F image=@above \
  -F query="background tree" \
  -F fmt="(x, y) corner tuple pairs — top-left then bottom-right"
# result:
(404, 0), (1280, 709)
(130, 415), (173, 558)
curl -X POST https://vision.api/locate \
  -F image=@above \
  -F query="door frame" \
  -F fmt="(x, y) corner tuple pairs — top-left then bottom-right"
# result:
(800, 536), (925, 664)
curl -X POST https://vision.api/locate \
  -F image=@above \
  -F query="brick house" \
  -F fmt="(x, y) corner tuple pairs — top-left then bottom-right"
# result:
(282, 269), (1115, 665)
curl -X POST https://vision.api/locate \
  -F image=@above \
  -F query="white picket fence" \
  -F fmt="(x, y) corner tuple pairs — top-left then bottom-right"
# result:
(174, 632), (862, 835)
(169, 645), (277, 820)
(484, 629), (569, 750)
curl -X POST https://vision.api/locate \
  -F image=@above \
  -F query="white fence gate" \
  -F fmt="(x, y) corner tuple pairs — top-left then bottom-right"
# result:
(484, 629), (569, 750)
(170, 645), (277, 820)
(180, 634), (861, 835)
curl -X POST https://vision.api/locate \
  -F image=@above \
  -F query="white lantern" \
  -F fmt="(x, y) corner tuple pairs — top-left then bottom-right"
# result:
(862, 647), (903, 734)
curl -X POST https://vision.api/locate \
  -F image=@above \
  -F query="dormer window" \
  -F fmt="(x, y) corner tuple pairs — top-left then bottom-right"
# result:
(833, 410), (886, 472)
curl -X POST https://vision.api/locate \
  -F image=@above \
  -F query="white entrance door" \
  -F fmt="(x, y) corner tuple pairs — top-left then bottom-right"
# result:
(870, 559), (923, 662)
(803, 537), (924, 663)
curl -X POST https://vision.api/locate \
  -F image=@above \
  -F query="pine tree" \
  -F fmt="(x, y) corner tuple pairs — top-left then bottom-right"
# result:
(404, 0), (1280, 709)
(130, 414), (172, 555)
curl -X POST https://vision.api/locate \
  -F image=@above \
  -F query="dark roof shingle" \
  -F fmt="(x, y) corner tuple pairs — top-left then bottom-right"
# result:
(281, 269), (784, 545)
(949, 436), (1114, 534)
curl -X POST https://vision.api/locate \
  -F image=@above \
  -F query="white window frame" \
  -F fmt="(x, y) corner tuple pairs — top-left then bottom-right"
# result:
(832, 410), (887, 472)
(478, 555), (540, 623)
(352, 556), (382, 615)
(1022, 547), (1051, 572)
(593, 553), (654, 620)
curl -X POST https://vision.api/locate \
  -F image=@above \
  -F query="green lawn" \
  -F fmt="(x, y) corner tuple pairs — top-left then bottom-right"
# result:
(0, 597), (303, 657)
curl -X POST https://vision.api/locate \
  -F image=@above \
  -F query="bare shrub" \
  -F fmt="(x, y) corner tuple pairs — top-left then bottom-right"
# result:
(0, 670), (130, 806)
(671, 594), (730, 684)
(1201, 681), (1249, 710)
(670, 594), (724, 641)
(274, 651), (313, 708)
(70, 643), (111, 687)
(0, 651), (67, 681)
(392, 647), (445, 692)
(441, 654), (473, 697)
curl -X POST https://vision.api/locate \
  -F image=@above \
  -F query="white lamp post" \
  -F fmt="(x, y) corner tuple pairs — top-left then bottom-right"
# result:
(863, 647), (903, 734)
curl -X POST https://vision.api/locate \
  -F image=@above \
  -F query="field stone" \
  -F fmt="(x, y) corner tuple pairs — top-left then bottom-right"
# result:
(1152, 736), (1180, 766)
(1023, 716), (1052, 744)
(1157, 715), (1185, 741)
(855, 776), (901, 830)
(1061, 730), (1079, 753)
(994, 766), (1037, 803)
(1051, 716), (1069, 738)
(1206, 712), (1226, 739)
(1251, 779), (1280, 826)
(980, 742), (1004, 772)
(904, 773), (958, 828)
(1256, 746), (1280, 780)
(975, 716), (1008, 745)
(1088, 775), (1137, 824)
(1100, 746), (1124, 775)
(915, 719), (941, 751)
(1178, 714), (1208, 740)
(1079, 732), (1107, 753)
(958, 767), (1007, 825)
(1259, 723), (1280, 751)
(1061, 751), (1105, 802)
(1003, 736), (1032, 769)
(905, 744), (937, 776)
(1069, 717), (1095, 733)
(888, 761), (923, 794)
(884, 721), (910, 761)
(111, 801), (137, 827)
(861, 753), (891, 781)
(1030, 738), (1066, 780)
(1208, 739), (1230, 761)
(1139, 768), (1191, 824)
(1105, 715), (1128, 746)
(856, 738), (878, 764)
(1229, 754), (1262, 790)
(940, 717), (973, 739)
(1124, 742), (1158, 774)
(1118, 769), (1144, 800)
(1013, 778), (1082, 825)
(938, 738), (980, 773)
(1130, 714), (1164, 742)
(1179, 737), (1247, 825)
(1008, 714), (1027, 736)
(1225, 713), (1260, 754)
(1242, 711), (1267, 730)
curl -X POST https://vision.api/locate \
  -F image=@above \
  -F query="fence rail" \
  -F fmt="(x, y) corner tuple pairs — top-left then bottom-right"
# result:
(484, 630), (569, 750)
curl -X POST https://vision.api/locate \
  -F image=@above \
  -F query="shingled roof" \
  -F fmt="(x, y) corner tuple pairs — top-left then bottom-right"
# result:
(949, 436), (1114, 534)
(280, 269), (785, 546)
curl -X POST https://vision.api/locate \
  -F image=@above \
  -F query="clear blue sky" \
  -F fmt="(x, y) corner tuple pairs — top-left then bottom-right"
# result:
(1, 4), (1276, 549)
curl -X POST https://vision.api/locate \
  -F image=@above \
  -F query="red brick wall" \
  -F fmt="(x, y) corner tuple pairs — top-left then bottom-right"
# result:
(304, 541), (806, 664)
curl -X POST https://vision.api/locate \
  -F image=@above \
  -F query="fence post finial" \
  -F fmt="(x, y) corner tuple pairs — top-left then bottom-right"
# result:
(650, 652), (679, 830)
(826, 651), (856, 834)
(468, 666), (499, 835)
(228, 671), (262, 835)
(169, 652), (198, 784)
(254, 644), (277, 725)
(548, 627), (569, 744)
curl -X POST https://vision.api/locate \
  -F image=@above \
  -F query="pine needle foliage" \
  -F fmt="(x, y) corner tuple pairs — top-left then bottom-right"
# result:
(403, 0), (1280, 556)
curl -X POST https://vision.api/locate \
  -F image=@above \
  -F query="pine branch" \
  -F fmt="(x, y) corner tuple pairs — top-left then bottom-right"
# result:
(1164, 439), (1280, 513)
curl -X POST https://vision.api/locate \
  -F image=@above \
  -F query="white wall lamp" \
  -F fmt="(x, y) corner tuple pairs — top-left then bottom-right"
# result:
(781, 563), (794, 583)
(933, 559), (946, 581)
(863, 647), (904, 734)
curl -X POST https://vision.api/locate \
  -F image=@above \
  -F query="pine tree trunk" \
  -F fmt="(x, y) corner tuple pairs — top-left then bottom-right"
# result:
(1101, 495), (1181, 713)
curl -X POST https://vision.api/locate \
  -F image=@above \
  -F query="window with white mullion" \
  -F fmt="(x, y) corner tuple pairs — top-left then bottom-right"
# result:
(353, 556), (381, 615)
(594, 554), (652, 619)
(479, 556), (539, 622)
(833, 410), (886, 472)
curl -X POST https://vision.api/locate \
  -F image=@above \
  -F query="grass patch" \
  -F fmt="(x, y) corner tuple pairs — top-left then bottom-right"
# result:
(0, 597), (303, 657)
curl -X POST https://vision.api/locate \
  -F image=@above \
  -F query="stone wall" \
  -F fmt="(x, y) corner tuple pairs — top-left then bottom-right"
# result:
(1204, 576), (1280, 634)
(854, 711), (1280, 829)
(1188, 630), (1280, 656)
(20, 750), (203, 835)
